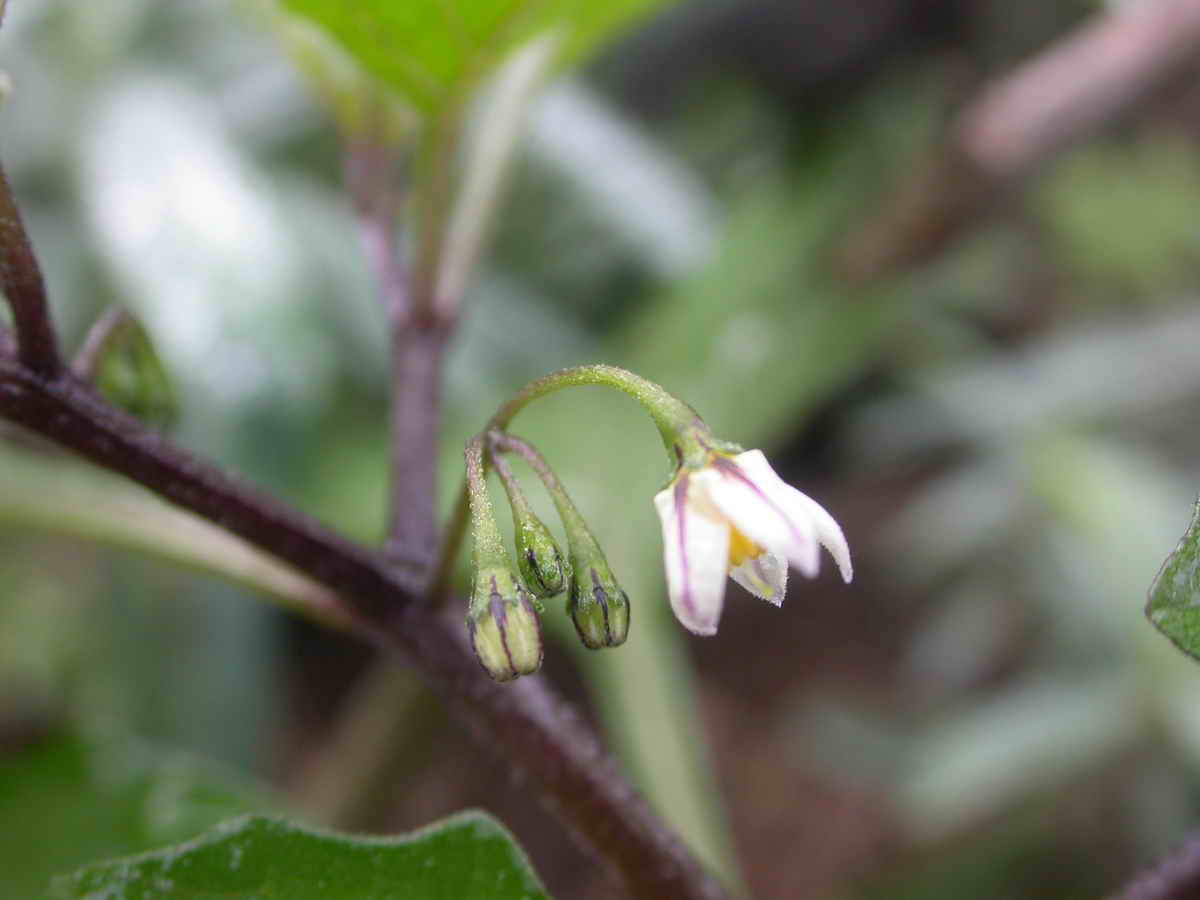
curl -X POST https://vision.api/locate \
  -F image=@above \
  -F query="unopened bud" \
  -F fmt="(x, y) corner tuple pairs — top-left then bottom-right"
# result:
(515, 516), (568, 598)
(569, 556), (630, 650)
(468, 567), (543, 682)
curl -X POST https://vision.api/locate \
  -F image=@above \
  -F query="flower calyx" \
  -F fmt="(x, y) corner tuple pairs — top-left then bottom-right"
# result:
(468, 566), (543, 682)
(568, 546), (630, 650)
(516, 516), (569, 599)
(489, 444), (569, 599)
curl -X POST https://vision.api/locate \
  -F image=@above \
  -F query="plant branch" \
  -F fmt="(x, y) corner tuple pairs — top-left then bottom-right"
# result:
(0, 161), (62, 376)
(386, 319), (451, 563)
(837, 0), (1200, 281)
(1114, 836), (1200, 900)
(0, 357), (420, 618)
(344, 138), (452, 565)
(0, 350), (728, 899)
(430, 364), (701, 605)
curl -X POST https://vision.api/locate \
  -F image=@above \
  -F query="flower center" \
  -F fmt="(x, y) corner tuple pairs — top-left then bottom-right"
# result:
(727, 527), (765, 569)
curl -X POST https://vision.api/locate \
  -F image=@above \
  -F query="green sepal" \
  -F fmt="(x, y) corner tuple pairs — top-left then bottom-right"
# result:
(468, 566), (543, 682)
(92, 314), (177, 428)
(515, 514), (569, 599)
(567, 545), (630, 650)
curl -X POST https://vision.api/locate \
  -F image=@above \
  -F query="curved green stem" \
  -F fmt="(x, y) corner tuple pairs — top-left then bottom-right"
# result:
(488, 450), (534, 523)
(488, 364), (704, 464)
(433, 365), (707, 604)
(464, 434), (508, 573)
(489, 430), (594, 550)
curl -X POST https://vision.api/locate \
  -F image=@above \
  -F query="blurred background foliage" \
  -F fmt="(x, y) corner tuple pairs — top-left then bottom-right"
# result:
(3, 0), (1200, 898)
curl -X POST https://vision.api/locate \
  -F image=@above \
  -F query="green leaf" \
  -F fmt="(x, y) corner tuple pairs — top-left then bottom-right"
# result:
(0, 730), (265, 900)
(0, 440), (346, 628)
(51, 812), (551, 900)
(1040, 138), (1200, 294)
(1146, 499), (1200, 659)
(89, 311), (179, 428)
(279, 0), (673, 113)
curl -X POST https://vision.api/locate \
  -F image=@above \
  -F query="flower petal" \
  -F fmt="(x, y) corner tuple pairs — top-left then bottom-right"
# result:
(728, 449), (852, 582)
(654, 475), (730, 635)
(729, 549), (788, 606)
(787, 491), (853, 583)
(695, 452), (819, 577)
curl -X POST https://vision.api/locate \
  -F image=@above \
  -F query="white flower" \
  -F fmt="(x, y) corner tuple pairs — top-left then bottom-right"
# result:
(653, 449), (852, 635)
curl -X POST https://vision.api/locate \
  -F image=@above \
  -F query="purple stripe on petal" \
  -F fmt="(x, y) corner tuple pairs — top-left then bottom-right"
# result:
(590, 567), (611, 636)
(674, 474), (696, 619)
(489, 575), (516, 674)
(712, 456), (810, 552)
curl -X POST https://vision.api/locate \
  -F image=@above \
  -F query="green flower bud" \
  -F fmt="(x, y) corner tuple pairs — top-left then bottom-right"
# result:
(468, 567), (543, 682)
(515, 516), (569, 598)
(568, 554), (630, 650)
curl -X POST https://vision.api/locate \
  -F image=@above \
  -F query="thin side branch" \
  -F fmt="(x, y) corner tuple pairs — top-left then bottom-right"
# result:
(344, 139), (450, 564)
(386, 319), (451, 563)
(838, 0), (1200, 281)
(1114, 836), (1200, 900)
(0, 162), (62, 376)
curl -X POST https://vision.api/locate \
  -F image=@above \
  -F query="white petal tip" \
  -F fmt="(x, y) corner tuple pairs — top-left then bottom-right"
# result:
(797, 559), (820, 579)
(682, 621), (718, 637)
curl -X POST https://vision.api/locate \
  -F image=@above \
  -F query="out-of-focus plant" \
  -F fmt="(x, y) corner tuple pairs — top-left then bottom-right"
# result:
(0, 0), (788, 897)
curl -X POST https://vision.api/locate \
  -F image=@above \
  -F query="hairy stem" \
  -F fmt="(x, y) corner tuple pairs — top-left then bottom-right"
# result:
(489, 430), (591, 537)
(344, 138), (450, 565)
(431, 365), (706, 602)
(464, 432), (509, 572)
(387, 318), (451, 563)
(489, 363), (701, 456)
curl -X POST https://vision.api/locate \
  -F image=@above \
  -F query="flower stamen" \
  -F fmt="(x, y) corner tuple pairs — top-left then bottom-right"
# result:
(727, 527), (763, 569)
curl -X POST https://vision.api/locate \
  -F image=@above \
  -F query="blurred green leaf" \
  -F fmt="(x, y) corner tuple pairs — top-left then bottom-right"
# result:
(1040, 138), (1200, 294)
(0, 441), (347, 628)
(1146, 499), (1200, 660)
(272, 13), (416, 140)
(279, 0), (674, 113)
(89, 310), (179, 427)
(0, 729), (265, 899)
(52, 812), (550, 900)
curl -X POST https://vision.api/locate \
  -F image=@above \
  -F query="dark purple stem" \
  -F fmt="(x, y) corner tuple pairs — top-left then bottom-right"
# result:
(0, 144), (729, 900)
(0, 353), (727, 900)
(386, 316), (451, 563)
(344, 139), (450, 565)
(1115, 837), (1200, 900)
(0, 358), (418, 616)
(0, 162), (62, 376)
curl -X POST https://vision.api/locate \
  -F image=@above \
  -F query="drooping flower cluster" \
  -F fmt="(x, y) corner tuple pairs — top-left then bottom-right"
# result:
(459, 365), (851, 682)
